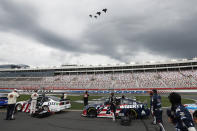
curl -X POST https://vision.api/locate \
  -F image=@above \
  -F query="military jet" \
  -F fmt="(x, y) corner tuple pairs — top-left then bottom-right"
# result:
(102, 8), (107, 13)
(96, 12), (101, 16)
(89, 8), (108, 19)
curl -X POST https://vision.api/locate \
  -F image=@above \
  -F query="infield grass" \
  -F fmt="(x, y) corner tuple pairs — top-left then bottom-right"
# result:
(17, 94), (195, 110)
(135, 95), (195, 107)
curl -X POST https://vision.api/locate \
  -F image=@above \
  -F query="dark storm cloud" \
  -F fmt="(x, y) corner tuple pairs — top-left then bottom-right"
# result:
(84, 1), (197, 61)
(84, 16), (150, 61)
(138, 27), (197, 58)
(138, 16), (197, 58)
(0, 0), (79, 52)
(1, 0), (197, 64)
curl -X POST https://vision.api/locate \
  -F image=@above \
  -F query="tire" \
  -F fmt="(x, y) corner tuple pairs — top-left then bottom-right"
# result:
(16, 104), (22, 112)
(193, 111), (197, 123)
(130, 109), (137, 119)
(87, 108), (97, 118)
(43, 105), (49, 111)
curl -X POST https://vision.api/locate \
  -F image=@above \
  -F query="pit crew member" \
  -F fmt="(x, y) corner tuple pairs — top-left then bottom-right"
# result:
(167, 92), (196, 131)
(109, 92), (116, 121)
(30, 90), (39, 115)
(5, 89), (19, 120)
(152, 89), (165, 131)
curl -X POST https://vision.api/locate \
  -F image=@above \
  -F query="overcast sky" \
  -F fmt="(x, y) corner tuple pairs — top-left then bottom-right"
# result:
(0, 0), (197, 67)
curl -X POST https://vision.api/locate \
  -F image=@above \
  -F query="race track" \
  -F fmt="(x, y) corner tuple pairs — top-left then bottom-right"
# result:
(0, 109), (179, 131)
(0, 93), (197, 131)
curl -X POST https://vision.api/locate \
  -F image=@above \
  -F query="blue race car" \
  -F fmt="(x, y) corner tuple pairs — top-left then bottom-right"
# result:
(184, 103), (197, 123)
(82, 97), (150, 119)
(0, 94), (8, 106)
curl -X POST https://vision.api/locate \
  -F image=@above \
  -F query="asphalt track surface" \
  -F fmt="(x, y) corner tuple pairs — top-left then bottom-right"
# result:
(0, 108), (187, 131)
(0, 94), (197, 131)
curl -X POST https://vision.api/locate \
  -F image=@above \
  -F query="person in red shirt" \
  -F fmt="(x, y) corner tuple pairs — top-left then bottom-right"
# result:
(83, 91), (89, 106)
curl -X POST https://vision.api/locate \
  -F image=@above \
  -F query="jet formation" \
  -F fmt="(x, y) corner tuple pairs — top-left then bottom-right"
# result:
(89, 8), (107, 19)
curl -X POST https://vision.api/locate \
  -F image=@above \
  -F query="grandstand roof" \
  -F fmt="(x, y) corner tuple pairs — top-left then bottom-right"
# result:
(0, 58), (197, 72)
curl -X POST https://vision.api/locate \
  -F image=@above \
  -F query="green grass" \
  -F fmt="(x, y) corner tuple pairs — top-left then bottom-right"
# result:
(66, 95), (103, 110)
(16, 94), (196, 110)
(67, 95), (102, 101)
(135, 96), (195, 107)
(17, 94), (30, 102)
(70, 102), (84, 110)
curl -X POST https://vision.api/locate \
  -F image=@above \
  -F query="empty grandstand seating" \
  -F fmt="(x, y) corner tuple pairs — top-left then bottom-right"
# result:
(0, 70), (197, 90)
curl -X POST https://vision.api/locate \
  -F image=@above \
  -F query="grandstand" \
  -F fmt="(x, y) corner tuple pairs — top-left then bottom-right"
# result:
(0, 58), (197, 94)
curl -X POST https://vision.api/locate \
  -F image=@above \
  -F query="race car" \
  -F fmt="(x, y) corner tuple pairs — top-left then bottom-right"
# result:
(16, 95), (71, 113)
(184, 103), (197, 123)
(0, 94), (8, 107)
(82, 97), (150, 119)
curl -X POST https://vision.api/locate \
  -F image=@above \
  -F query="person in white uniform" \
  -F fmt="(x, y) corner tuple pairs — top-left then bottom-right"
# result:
(61, 93), (67, 100)
(5, 89), (19, 120)
(64, 93), (67, 99)
(30, 90), (39, 115)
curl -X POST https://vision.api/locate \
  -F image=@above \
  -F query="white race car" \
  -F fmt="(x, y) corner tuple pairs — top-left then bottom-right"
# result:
(16, 95), (71, 113)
